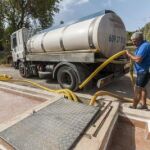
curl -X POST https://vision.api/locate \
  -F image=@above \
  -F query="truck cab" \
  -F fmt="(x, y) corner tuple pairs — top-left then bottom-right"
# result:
(11, 28), (29, 68)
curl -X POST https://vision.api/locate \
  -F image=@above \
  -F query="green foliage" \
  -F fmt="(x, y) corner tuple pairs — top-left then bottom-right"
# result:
(127, 22), (150, 43)
(0, 51), (10, 64)
(0, 0), (62, 31)
(126, 31), (133, 41)
(0, 0), (62, 63)
(143, 22), (150, 41)
(0, 19), (4, 51)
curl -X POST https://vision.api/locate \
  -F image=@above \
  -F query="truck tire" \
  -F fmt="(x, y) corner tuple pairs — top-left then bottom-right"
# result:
(19, 62), (31, 78)
(57, 66), (78, 91)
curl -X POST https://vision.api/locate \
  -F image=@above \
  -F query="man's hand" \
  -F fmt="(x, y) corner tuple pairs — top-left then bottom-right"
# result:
(126, 50), (130, 57)
(125, 50), (142, 63)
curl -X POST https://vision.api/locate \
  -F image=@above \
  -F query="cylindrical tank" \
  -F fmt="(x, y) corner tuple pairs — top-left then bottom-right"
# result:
(27, 11), (126, 58)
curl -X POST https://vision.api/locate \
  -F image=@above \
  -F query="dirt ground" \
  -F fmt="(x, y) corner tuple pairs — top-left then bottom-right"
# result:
(0, 66), (150, 99)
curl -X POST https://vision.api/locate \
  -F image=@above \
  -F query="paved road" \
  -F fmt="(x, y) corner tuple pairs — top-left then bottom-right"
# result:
(0, 66), (150, 99)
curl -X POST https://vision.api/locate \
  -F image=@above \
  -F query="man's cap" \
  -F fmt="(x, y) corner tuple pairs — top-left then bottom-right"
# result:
(131, 32), (143, 40)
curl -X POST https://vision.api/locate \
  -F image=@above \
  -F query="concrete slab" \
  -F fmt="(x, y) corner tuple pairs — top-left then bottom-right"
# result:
(0, 82), (63, 132)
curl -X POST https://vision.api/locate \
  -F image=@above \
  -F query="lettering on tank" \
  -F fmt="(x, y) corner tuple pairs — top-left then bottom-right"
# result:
(109, 34), (126, 44)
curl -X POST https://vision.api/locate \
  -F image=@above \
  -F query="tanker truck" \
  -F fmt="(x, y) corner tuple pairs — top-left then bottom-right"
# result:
(11, 10), (129, 91)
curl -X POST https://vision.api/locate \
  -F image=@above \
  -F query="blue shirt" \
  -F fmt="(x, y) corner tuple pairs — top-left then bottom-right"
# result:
(134, 40), (150, 73)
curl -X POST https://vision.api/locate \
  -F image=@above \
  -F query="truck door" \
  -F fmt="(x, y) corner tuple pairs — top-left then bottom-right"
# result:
(11, 28), (27, 68)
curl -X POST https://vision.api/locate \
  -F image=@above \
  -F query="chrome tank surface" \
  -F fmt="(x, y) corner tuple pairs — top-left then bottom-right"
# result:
(27, 11), (126, 58)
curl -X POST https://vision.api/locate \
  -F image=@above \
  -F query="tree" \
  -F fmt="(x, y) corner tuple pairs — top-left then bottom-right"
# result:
(143, 23), (150, 41)
(0, 17), (4, 51)
(126, 31), (133, 41)
(0, 0), (62, 31)
(0, 0), (62, 56)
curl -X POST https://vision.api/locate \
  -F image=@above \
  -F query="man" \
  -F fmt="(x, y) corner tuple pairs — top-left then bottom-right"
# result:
(126, 32), (150, 109)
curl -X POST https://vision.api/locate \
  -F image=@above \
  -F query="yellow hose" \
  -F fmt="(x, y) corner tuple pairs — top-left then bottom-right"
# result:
(79, 50), (126, 89)
(129, 59), (135, 87)
(20, 80), (78, 101)
(0, 50), (130, 103)
(0, 49), (137, 105)
(89, 90), (133, 105)
(88, 57), (150, 106)
(89, 90), (150, 106)
(0, 74), (78, 102)
(0, 74), (12, 81)
(20, 80), (73, 100)
(58, 89), (78, 102)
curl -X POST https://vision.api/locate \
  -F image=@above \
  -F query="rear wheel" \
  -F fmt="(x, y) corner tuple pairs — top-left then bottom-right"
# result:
(57, 66), (78, 91)
(19, 62), (32, 78)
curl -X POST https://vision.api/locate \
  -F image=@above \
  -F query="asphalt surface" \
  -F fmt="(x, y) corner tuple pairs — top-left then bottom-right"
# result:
(0, 66), (150, 99)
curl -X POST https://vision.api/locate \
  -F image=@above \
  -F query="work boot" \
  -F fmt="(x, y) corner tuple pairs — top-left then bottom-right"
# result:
(129, 105), (137, 109)
(137, 103), (148, 110)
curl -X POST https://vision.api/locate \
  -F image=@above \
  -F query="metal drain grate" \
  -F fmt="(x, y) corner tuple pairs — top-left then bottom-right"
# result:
(0, 98), (100, 150)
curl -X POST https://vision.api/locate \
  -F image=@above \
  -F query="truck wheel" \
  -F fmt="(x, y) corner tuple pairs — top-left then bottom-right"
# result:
(19, 62), (31, 78)
(57, 66), (78, 91)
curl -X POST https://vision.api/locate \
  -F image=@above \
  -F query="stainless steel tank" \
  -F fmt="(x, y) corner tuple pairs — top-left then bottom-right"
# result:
(27, 11), (126, 58)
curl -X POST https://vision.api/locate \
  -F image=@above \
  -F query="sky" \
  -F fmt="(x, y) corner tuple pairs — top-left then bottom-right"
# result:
(53, 0), (150, 31)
